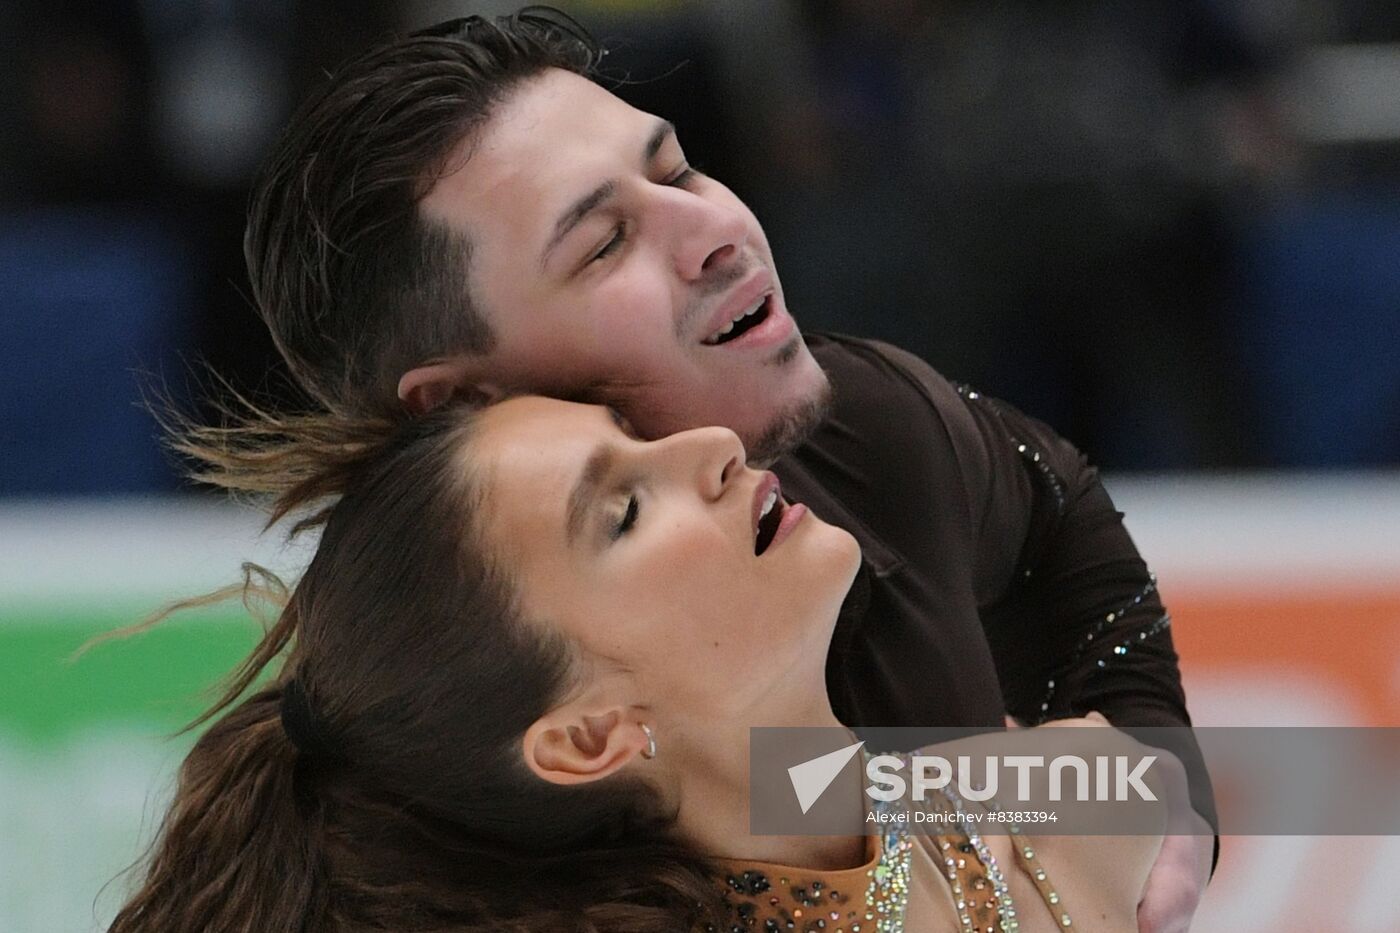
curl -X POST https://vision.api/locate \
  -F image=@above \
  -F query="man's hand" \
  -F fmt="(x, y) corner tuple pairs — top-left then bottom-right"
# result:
(1136, 815), (1212, 932)
(1003, 710), (1110, 730)
(1006, 710), (1211, 932)
(1136, 752), (1212, 933)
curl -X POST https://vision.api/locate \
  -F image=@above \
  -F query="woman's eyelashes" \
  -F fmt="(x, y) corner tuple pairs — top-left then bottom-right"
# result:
(610, 495), (640, 541)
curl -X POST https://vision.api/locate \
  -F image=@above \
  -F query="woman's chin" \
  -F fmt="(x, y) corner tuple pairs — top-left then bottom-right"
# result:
(799, 524), (864, 619)
(823, 525), (864, 587)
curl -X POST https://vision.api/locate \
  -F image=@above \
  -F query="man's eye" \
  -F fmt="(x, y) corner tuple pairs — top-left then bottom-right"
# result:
(590, 224), (627, 263)
(666, 165), (697, 187)
(610, 495), (639, 540)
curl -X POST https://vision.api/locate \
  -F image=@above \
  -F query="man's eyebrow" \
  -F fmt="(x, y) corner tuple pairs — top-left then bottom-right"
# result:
(566, 442), (618, 545)
(644, 119), (675, 162)
(543, 179), (617, 267)
(540, 119), (677, 268)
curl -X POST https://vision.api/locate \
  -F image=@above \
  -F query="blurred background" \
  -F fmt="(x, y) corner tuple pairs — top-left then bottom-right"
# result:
(0, 0), (1397, 930)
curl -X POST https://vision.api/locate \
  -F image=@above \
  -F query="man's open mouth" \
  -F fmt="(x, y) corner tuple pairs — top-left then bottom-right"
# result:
(703, 294), (772, 346)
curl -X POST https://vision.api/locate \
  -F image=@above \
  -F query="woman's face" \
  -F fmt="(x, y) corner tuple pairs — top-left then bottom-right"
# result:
(468, 396), (862, 718)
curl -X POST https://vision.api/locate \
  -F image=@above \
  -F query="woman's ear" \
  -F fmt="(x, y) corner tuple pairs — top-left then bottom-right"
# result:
(397, 359), (505, 416)
(522, 705), (652, 786)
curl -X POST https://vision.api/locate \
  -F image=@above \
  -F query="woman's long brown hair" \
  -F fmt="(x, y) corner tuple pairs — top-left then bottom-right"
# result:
(106, 400), (730, 932)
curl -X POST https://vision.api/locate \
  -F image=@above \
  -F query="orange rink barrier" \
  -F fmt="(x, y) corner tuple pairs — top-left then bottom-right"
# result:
(1171, 589), (1400, 932)
(1109, 473), (1400, 931)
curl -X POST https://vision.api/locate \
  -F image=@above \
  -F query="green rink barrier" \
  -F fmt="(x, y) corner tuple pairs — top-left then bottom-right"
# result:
(0, 499), (311, 932)
(0, 604), (264, 744)
(0, 603), (263, 933)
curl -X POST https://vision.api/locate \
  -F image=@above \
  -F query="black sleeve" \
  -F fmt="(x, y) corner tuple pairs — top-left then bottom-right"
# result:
(838, 337), (1218, 840)
(960, 387), (1220, 849)
(960, 389), (1187, 729)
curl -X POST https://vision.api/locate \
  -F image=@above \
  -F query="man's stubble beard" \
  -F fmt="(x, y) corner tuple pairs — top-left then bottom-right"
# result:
(573, 336), (832, 466)
(745, 341), (833, 467)
(674, 251), (831, 463)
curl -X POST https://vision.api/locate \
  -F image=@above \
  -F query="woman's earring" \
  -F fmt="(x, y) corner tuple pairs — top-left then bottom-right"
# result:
(640, 723), (657, 760)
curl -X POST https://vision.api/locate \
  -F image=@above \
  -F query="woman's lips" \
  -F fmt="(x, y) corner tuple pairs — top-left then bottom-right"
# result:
(764, 501), (808, 553)
(752, 472), (781, 538)
(751, 473), (808, 555)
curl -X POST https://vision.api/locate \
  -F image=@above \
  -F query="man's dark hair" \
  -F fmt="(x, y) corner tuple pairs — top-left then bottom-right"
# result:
(245, 8), (602, 416)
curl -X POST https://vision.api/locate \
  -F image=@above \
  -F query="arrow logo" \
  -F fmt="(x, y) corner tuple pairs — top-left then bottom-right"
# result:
(787, 740), (865, 814)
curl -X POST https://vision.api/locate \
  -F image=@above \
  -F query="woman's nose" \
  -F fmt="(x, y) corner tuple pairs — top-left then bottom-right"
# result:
(658, 426), (745, 500)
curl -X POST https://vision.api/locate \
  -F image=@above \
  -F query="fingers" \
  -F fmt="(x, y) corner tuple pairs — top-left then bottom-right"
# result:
(1003, 710), (1110, 729)
(1038, 710), (1111, 729)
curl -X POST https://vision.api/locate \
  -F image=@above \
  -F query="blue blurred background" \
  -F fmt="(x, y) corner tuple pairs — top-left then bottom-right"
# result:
(3, 0), (1399, 489)
(3, 2), (1400, 931)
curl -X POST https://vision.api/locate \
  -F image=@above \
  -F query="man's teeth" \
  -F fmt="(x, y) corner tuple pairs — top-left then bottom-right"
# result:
(706, 297), (765, 344)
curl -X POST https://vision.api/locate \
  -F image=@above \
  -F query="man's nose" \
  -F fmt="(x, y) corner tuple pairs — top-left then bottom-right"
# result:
(668, 194), (749, 282)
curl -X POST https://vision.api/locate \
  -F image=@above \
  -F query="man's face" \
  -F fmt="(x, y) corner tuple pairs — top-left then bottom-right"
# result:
(418, 68), (829, 463)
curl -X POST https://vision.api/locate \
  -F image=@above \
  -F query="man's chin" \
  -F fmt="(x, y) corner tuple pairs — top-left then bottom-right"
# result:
(746, 368), (833, 467)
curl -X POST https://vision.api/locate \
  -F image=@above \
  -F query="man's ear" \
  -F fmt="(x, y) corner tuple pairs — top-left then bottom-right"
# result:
(397, 359), (504, 415)
(522, 705), (652, 787)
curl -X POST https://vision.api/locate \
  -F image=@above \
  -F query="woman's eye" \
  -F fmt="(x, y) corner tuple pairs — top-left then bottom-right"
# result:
(611, 495), (639, 540)
(590, 225), (626, 263)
